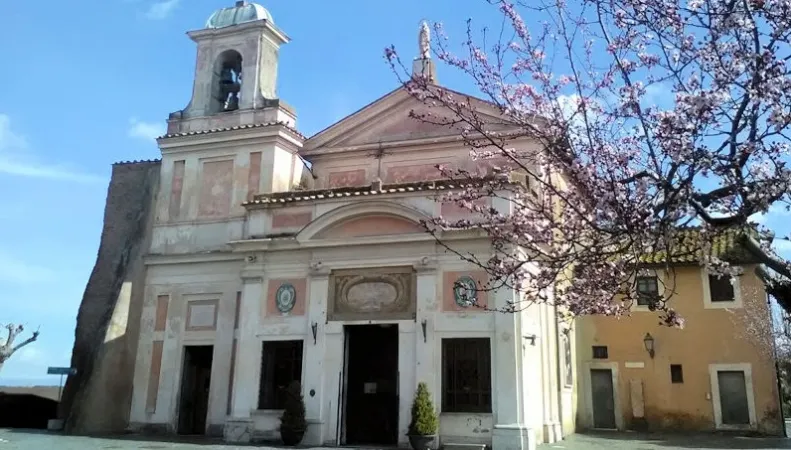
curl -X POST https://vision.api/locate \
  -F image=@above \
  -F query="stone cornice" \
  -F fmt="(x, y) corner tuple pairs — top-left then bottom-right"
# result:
(228, 229), (488, 253)
(144, 252), (241, 266)
(158, 123), (303, 153)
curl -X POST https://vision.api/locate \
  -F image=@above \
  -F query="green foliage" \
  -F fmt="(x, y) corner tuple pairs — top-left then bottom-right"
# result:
(408, 382), (438, 436)
(280, 381), (307, 432)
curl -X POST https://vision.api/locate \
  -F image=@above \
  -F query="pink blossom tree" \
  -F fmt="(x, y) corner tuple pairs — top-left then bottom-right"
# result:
(0, 324), (39, 373)
(386, 0), (791, 325)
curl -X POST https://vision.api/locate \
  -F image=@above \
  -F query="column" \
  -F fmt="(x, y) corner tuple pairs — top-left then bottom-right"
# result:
(492, 285), (535, 450)
(224, 263), (264, 443)
(302, 270), (330, 446)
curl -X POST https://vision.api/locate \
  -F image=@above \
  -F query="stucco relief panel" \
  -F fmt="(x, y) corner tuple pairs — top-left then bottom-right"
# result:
(271, 210), (313, 230)
(384, 163), (446, 184)
(328, 267), (416, 321)
(328, 169), (366, 188)
(198, 159), (234, 218)
(186, 299), (219, 331)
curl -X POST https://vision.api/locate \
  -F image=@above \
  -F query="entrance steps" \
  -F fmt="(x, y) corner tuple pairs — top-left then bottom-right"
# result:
(442, 444), (487, 450)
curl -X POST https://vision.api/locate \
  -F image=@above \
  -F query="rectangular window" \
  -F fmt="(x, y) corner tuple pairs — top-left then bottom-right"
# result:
(636, 276), (659, 306)
(442, 338), (492, 413)
(709, 275), (735, 302)
(592, 345), (608, 359)
(670, 364), (683, 383)
(258, 340), (304, 410)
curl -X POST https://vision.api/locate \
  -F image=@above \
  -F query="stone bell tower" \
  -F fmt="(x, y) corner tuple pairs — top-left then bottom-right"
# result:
(165, 1), (296, 135)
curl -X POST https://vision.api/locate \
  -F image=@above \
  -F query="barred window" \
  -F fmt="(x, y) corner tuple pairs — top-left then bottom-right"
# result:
(592, 345), (608, 359)
(258, 340), (303, 410)
(442, 338), (492, 413)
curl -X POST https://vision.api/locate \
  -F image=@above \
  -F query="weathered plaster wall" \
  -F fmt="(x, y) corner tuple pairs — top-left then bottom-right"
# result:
(60, 160), (161, 434)
(129, 260), (242, 435)
(575, 265), (782, 435)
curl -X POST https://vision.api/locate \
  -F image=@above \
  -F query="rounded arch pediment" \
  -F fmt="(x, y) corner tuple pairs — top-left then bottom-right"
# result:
(296, 201), (432, 242)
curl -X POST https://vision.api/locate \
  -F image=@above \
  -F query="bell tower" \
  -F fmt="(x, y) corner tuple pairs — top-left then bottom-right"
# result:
(166, 1), (296, 135)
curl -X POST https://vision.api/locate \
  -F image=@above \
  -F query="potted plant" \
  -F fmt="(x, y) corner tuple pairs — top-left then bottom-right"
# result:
(280, 381), (307, 446)
(407, 382), (439, 450)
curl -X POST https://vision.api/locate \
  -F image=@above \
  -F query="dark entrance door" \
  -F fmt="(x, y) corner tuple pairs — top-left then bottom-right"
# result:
(344, 324), (399, 445)
(590, 368), (616, 429)
(177, 345), (213, 435)
(718, 370), (750, 425)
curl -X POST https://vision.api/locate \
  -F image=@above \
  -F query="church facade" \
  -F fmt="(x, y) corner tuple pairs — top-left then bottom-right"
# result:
(124, 2), (573, 449)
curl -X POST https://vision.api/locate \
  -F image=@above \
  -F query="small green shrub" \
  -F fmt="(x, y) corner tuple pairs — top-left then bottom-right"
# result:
(408, 382), (438, 436)
(280, 381), (307, 432)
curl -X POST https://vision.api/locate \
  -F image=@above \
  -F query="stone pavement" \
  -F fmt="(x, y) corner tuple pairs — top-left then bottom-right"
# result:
(539, 431), (791, 450)
(2, 429), (791, 450)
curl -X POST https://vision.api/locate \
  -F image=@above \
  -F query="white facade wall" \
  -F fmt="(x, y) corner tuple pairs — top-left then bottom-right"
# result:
(128, 194), (572, 450)
(128, 12), (572, 446)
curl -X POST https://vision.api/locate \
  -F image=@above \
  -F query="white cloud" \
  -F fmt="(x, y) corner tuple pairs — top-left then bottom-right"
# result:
(774, 239), (791, 250)
(128, 118), (165, 141)
(0, 253), (56, 285)
(145, 0), (180, 20)
(749, 212), (767, 224)
(0, 115), (104, 183)
(15, 347), (44, 364)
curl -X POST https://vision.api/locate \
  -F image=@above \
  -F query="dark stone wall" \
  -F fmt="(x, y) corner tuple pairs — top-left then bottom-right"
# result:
(59, 160), (161, 434)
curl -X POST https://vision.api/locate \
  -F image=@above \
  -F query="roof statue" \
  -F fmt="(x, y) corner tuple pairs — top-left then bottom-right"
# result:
(419, 21), (431, 59)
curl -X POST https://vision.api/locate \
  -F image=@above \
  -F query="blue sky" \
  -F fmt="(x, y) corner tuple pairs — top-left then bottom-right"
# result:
(1, 1), (789, 386)
(0, 0), (505, 386)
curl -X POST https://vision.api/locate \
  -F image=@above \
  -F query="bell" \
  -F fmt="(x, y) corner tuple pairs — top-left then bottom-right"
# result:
(224, 92), (239, 112)
(219, 67), (234, 85)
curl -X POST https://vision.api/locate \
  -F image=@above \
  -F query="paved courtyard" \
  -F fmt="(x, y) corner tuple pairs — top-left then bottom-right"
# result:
(2, 429), (791, 449)
(540, 431), (791, 449)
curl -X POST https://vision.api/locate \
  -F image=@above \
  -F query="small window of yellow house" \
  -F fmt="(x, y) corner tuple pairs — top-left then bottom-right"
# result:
(636, 276), (659, 306)
(702, 269), (743, 309)
(708, 275), (734, 302)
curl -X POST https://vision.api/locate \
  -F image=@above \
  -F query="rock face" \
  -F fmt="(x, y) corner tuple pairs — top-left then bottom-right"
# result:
(59, 160), (160, 434)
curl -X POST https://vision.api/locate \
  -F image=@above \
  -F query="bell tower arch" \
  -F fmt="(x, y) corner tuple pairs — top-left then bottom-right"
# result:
(166, 1), (295, 135)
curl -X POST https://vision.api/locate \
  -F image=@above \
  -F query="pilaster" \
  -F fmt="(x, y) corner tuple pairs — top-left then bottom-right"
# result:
(492, 284), (535, 450)
(414, 261), (438, 402)
(224, 264), (264, 443)
(302, 268), (330, 445)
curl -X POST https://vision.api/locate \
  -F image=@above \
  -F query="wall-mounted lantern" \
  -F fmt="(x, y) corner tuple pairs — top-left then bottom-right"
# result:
(524, 334), (537, 346)
(421, 319), (427, 343)
(643, 333), (655, 358)
(311, 321), (318, 345)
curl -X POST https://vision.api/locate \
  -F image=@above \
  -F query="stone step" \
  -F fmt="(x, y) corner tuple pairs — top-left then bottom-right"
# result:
(442, 443), (487, 450)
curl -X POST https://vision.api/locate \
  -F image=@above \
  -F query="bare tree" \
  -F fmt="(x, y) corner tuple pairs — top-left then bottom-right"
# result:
(386, 0), (791, 325)
(0, 324), (40, 373)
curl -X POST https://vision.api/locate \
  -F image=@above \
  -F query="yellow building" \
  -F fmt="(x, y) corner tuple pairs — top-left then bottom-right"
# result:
(575, 253), (784, 435)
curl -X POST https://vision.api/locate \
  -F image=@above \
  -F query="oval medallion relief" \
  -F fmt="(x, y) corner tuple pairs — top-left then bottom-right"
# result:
(276, 283), (297, 314)
(345, 281), (399, 312)
(453, 276), (478, 307)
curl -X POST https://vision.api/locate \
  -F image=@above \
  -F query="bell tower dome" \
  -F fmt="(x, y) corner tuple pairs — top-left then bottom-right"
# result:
(165, 1), (296, 135)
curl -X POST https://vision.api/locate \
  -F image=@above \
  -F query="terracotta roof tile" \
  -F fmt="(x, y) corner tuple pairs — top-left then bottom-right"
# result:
(159, 121), (305, 140)
(112, 159), (161, 166)
(244, 179), (491, 207)
(640, 227), (758, 265)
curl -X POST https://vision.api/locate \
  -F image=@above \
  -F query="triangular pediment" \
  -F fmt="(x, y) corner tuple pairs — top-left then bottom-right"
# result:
(304, 86), (511, 152)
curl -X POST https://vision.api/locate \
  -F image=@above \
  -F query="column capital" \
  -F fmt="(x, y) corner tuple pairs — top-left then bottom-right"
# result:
(308, 261), (331, 278)
(241, 265), (264, 283)
(414, 256), (438, 274)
